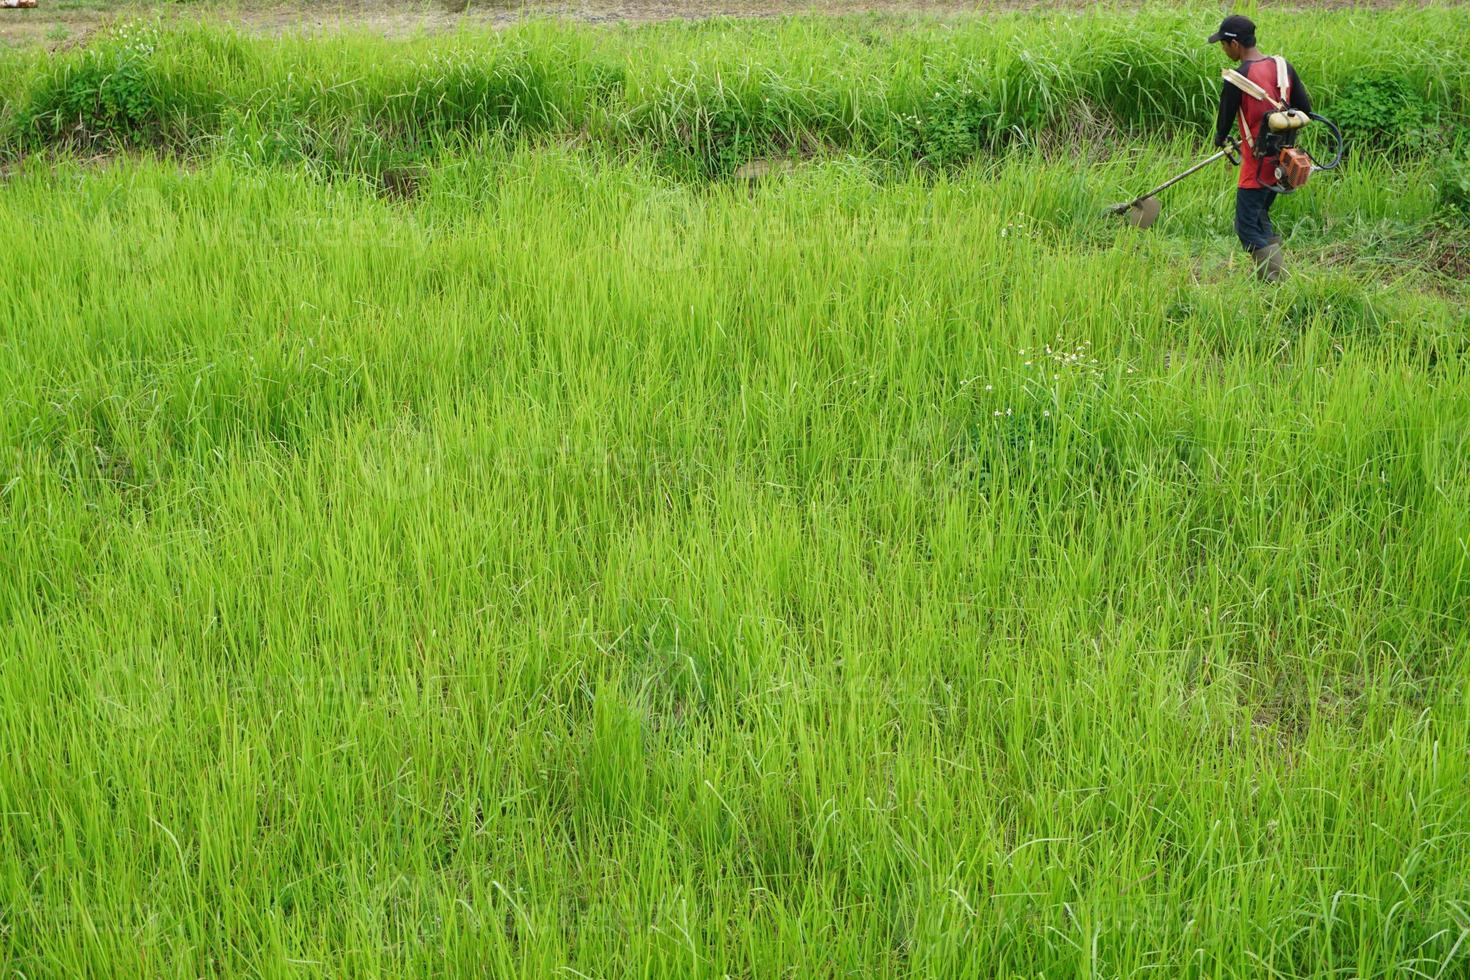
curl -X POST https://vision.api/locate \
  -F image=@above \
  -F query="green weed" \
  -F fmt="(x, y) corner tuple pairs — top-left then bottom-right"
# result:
(1332, 72), (1441, 152)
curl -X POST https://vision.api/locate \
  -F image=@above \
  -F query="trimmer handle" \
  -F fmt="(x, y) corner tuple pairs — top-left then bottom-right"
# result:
(1222, 138), (1241, 166)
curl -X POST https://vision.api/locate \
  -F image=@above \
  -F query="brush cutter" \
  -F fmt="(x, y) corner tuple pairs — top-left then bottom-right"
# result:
(1221, 62), (1345, 194)
(1106, 139), (1240, 229)
(1109, 57), (1348, 230)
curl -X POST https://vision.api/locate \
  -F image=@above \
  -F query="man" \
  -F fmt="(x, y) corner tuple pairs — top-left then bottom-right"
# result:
(1209, 14), (1312, 282)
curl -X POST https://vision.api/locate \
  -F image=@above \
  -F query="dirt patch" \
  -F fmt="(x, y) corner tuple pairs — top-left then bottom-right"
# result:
(1428, 233), (1470, 279)
(378, 164), (424, 200)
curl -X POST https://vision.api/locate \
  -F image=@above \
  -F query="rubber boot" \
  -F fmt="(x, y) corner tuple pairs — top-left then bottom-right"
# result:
(1266, 242), (1286, 281)
(1252, 242), (1286, 283)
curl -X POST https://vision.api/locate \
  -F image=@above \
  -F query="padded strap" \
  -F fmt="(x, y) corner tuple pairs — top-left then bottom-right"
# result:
(1222, 67), (1285, 110)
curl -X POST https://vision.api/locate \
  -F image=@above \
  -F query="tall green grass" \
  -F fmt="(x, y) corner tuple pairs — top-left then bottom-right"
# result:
(2, 6), (1468, 174)
(2, 131), (1468, 975)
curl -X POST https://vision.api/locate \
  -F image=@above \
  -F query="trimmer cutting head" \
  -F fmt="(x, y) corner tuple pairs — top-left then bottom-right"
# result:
(1105, 196), (1162, 229)
(1122, 196), (1162, 229)
(1106, 142), (1238, 231)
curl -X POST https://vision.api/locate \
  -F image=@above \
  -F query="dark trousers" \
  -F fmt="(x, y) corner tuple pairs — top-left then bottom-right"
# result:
(1235, 187), (1279, 251)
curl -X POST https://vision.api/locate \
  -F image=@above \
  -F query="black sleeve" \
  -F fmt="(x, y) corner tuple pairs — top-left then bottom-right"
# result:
(1286, 62), (1312, 114)
(1215, 79), (1243, 146)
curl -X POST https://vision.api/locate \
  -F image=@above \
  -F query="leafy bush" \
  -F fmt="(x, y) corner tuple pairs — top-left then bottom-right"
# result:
(8, 24), (232, 152)
(16, 25), (166, 148)
(1331, 73), (1439, 152)
(894, 81), (1000, 167)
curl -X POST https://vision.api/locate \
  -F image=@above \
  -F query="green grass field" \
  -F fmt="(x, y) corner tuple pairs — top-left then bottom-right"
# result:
(3, 7), (1470, 977)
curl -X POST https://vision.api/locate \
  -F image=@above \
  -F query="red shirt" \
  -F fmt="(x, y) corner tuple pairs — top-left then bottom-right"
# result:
(1235, 58), (1288, 189)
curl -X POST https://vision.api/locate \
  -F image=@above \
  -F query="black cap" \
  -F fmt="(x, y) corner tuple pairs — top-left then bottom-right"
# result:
(1207, 14), (1256, 44)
